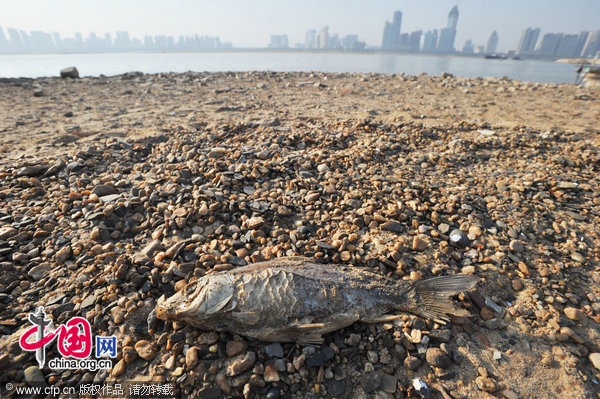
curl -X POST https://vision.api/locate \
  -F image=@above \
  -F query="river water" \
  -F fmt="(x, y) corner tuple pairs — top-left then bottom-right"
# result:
(0, 51), (578, 83)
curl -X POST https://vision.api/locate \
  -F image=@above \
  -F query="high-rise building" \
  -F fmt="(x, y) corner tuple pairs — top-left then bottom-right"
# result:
(581, 30), (600, 58)
(381, 11), (402, 50)
(574, 32), (589, 58)
(462, 40), (475, 54)
(486, 30), (499, 54)
(537, 33), (562, 57)
(421, 30), (438, 52)
(269, 35), (289, 49)
(437, 6), (459, 52)
(0, 27), (8, 50)
(408, 30), (422, 52)
(305, 29), (316, 49)
(516, 27), (540, 55)
(555, 34), (579, 58)
(317, 26), (329, 49)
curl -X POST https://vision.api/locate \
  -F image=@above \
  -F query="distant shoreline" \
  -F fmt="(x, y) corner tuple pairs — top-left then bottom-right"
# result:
(0, 48), (583, 63)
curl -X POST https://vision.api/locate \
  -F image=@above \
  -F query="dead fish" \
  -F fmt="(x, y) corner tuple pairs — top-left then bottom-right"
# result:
(155, 256), (478, 343)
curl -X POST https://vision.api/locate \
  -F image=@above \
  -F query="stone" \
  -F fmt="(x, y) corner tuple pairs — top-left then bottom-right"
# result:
(449, 229), (469, 248)
(0, 227), (17, 240)
(404, 356), (422, 371)
(226, 351), (256, 376)
(412, 235), (429, 251)
(263, 365), (280, 382)
(134, 340), (156, 361)
(111, 359), (126, 377)
(509, 239), (524, 252)
(475, 376), (498, 392)
(589, 353), (600, 370)
(305, 192), (320, 203)
(122, 346), (137, 363)
(186, 347), (198, 369)
(17, 165), (49, 177)
(247, 216), (265, 229)
(60, 66), (79, 79)
(226, 340), (247, 357)
(264, 342), (284, 358)
(197, 386), (221, 399)
(28, 264), (50, 281)
(426, 347), (452, 369)
(55, 246), (71, 264)
(380, 373), (397, 393)
(564, 307), (585, 322)
(381, 221), (403, 233)
(198, 331), (219, 345)
(327, 380), (345, 396)
(91, 184), (116, 197)
(24, 365), (47, 388)
(360, 372), (382, 393)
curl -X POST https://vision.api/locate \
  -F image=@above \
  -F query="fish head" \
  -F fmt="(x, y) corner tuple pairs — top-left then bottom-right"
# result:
(155, 274), (236, 326)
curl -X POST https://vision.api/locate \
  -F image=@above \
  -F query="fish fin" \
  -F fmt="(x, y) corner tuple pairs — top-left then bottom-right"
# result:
(362, 314), (404, 324)
(298, 332), (324, 345)
(412, 275), (479, 324)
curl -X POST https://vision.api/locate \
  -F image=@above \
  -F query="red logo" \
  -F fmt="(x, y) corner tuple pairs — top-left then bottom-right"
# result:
(19, 307), (92, 367)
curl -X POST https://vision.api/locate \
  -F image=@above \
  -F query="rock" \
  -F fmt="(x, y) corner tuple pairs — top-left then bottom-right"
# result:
(215, 373), (231, 394)
(476, 376), (498, 392)
(226, 351), (256, 376)
(381, 221), (403, 233)
(412, 235), (429, 251)
(449, 229), (469, 247)
(509, 239), (524, 252)
(247, 216), (265, 230)
(186, 347), (198, 369)
(263, 365), (280, 382)
(564, 307), (585, 322)
(404, 356), (422, 371)
(304, 192), (321, 203)
(380, 373), (397, 393)
(33, 89), (44, 97)
(24, 366), (47, 389)
(327, 380), (345, 396)
(226, 340), (247, 357)
(91, 184), (116, 197)
(197, 386), (221, 399)
(426, 347), (452, 369)
(28, 264), (50, 281)
(571, 252), (585, 263)
(54, 246), (71, 264)
(17, 164), (49, 177)
(317, 163), (330, 173)
(0, 227), (17, 240)
(122, 346), (137, 363)
(60, 66), (79, 78)
(360, 372), (382, 393)
(198, 331), (219, 345)
(111, 359), (126, 377)
(589, 353), (600, 370)
(264, 343), (284, 358)
(134, 340), (156, 361)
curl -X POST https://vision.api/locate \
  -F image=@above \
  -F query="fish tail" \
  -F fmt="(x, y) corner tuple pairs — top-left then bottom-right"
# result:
(410, 275), (479, 324)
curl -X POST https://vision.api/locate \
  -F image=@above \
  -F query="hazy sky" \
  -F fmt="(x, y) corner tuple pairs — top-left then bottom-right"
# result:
(1, 0), (598, 51)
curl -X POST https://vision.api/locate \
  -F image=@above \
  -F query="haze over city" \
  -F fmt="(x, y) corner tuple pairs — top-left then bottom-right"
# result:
(1, 0), (599, 52)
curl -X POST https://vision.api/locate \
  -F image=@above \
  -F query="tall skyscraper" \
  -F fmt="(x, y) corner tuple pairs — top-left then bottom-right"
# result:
(421, 30), (438, 52)
(0, 27), (8, 50)
(381, 11), (402, 50)
(516, 28), (540, 55)
(305, 29), (316, 49)
(485, 31), (499, 54)
(317, 26), (328, 49)
(555, 34), (579, 57)
(581, 30), (600, 58)
(537, 33), (562, 56)
(437, 6), (459, 52)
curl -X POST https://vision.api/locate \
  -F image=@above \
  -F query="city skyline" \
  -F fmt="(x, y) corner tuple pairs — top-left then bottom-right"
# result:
(0, 0), (599, 52)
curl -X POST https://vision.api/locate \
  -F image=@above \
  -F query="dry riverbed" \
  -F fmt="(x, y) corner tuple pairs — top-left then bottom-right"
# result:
(0, 71), (599, 398)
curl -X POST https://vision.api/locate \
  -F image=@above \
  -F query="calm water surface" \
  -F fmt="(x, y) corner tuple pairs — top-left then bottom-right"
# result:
(0, 51), (578, 83)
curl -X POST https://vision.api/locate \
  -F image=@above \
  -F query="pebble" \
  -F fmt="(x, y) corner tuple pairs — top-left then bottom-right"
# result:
(404, 356), (422, 371)
(426, 347), (452, 369)
(24, 365), (47, 388)
(134, 340), (156, 361)
(111, 359), (126, 377)
(226, 340), (247, 357)
(449, 229), (469, 247)
(509, 239), (524, 252)
(589, 353), (600, 370)
(263, 365), (280, 382)
(226, 351), (256, 376)
(564, 307), (585, 322)
(186, 347), (199, 369)
(264, 342), (284, 358)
